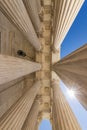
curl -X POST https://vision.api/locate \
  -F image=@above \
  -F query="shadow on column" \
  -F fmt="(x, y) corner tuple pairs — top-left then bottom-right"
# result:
(53, 44), (87, 110)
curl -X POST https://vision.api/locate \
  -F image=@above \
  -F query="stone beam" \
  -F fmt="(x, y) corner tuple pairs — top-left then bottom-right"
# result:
(0, 81), (41, 130)
(53, 0), (85, 51)
(0, 0), (41, 51)
(53, 44), (87, 109)
(0, 55), (41, 86)
(52, 80), (81, 130)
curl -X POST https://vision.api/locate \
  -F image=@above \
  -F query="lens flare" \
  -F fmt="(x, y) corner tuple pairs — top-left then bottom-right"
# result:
(67, 89), (75, 98)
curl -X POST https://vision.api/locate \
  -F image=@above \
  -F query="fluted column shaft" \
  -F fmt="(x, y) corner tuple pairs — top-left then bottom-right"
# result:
(52, 104), (56, 130)
(22, 98), (39, 130)
(0, 0), (41, 50)
(53, 0), (84, 51)
(34, 121), (39, 130)
(36, 0), (42, 14)
(0, 55), (41, 86)
(23, 0), (41, 33)
(52, 80), (81, 130)
(0, 81), (41, 130)
(53, 44), (87, 109)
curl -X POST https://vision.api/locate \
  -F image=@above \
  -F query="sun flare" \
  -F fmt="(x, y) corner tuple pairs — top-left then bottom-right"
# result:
(67, 89), (75, 99)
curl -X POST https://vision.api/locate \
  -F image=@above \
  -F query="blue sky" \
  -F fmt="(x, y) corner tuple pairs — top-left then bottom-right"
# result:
(61, 0), (87, 58)
(39, 1), (87, 130)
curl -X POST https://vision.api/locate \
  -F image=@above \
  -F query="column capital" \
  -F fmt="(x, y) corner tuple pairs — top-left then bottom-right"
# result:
(51, 79), (59, 85)
(52, 45), (60, 53)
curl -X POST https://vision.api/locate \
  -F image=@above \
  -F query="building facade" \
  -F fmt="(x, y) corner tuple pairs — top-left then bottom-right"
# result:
(0, 0), (86, 129)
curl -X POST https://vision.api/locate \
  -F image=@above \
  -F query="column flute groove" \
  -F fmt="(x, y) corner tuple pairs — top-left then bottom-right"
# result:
(53, 0), (84, 51)
(0, 55), (41, 86)
(0, 0), (41, 51)
(53, 44), (87, 109)
(0, 81), (41, 130)
(22, 98), (40, 130)
(23, 0), (41, 33)
(52, 80), (81, 130)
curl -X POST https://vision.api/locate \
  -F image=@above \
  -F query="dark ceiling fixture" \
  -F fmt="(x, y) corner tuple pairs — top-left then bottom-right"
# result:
(17, 50), (34, 60)
(17, 50), (26, 57)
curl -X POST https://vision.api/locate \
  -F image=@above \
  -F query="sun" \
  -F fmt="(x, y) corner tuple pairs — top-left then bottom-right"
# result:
(67, 89), (75, 99)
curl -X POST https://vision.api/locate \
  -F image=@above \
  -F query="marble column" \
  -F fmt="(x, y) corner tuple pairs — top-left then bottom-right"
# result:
(34, 121), (39, 130)
(23, 0), (41, 33)
(0, 0), (41, 51)
(36, 0), (42, 14)
(52, 104), (56, 130)
(53, 44), (87, 109)
(52, 80), (81, 130)
(0, 55), (41, 86)
(22, 97), (40, 130)
(0, 81), (41, 130)
(53, 0), (84, 51)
